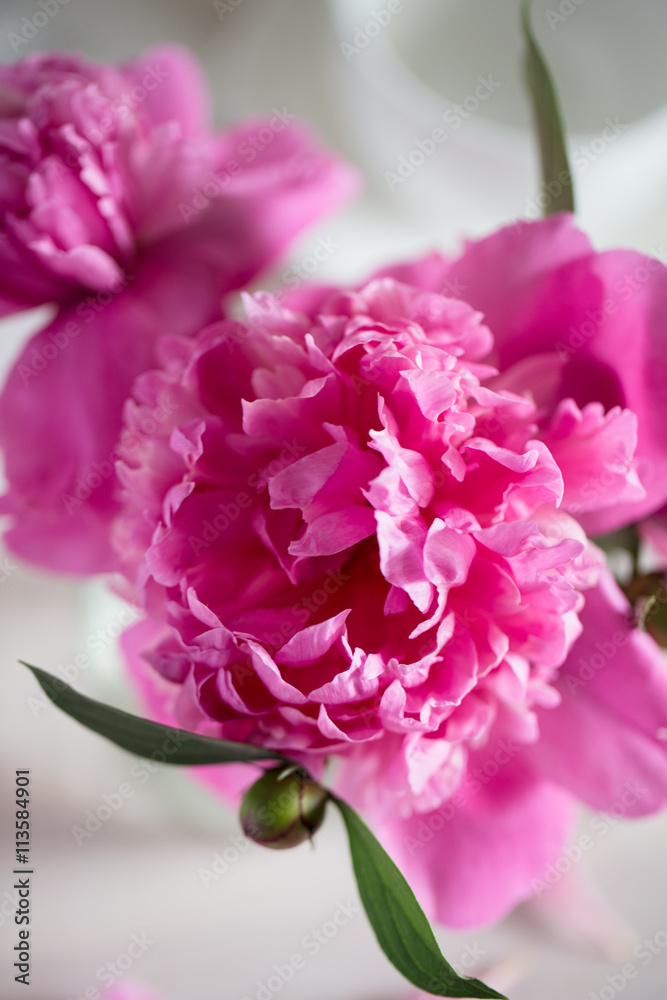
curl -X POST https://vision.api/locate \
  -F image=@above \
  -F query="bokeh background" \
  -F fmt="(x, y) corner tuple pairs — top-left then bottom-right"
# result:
(2, 1), (667, 998)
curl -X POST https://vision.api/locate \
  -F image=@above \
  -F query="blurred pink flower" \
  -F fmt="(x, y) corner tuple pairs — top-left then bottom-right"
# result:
(0, 46), (357, 572)
(0, 48), (205, 308)
(116, 214), (667, 928)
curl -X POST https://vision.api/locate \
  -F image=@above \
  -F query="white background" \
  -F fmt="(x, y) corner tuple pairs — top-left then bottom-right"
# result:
(1, 1), (667, 998)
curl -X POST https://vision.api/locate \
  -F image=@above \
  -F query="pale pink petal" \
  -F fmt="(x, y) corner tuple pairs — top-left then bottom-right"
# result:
(527, 569), (667, 814)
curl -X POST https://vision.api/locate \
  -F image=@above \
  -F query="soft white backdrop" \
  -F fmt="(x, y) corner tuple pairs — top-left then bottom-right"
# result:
(1, 1), (667, 998)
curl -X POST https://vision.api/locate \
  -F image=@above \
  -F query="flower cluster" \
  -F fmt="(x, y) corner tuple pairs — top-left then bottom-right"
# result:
(117, 268), (597, 770)
(0, 47), (356, 572)
(115, 215), (667, 926)
(2, 44), (667, 938)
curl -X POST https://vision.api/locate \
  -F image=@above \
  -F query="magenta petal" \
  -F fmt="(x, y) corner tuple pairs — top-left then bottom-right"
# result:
(371, 252), (452, 293)
(423, 520), (475, 591)
(400, 368), (457, 420)
(376, 510), (432, 613)
(269, 442), (346, 510)
(527, 569), (667, 814)
(446, 214), (594, 368)
(0, 245), (226, 573)
(448, 214), (667, 529)
(124, 45), (210, 137)
(289, 506), (376, 558)
(246, 641), (307, 705)
(276, 610), (350, 667)
(308, 649), (383, 704)
(192, 119), (360, 291)
(102, 213), (667, 939)
(0, 225), (71, 315)
(19, 234), (124, 294)
(542, 400), (644, 517)
(341, 752), (573, 928)
(121, 618), (255, 805)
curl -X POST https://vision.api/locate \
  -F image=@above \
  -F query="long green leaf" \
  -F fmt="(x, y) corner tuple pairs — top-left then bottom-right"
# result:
(23, 663), (291, 766)
(331, 796), (508, 999)
(521, 0), (574, 214)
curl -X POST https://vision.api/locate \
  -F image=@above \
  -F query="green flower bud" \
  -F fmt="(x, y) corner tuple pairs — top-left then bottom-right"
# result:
(240, 767), (328, 849)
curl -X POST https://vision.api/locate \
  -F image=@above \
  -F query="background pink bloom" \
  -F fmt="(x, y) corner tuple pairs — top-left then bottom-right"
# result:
(0, 46), (211, 310)
(113, 216), (667, 927)
(0, 46), (358, 573)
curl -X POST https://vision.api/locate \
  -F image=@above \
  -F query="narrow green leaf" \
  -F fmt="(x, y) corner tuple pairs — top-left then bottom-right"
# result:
(521, 0), (574, 215)
(331, 795), (508, 999)
(22, 663), (291, 766)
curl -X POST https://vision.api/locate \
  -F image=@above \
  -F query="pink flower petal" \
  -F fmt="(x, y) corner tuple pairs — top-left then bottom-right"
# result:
(527, 569), (667, 814)
(338, 750), (574, 928)
(276, 610), (350, 667)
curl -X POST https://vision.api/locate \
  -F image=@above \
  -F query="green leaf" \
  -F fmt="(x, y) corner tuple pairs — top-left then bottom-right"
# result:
(331, 795), (508, 999)
(521, 0), (575, 215)
(22, 663), (291, 766)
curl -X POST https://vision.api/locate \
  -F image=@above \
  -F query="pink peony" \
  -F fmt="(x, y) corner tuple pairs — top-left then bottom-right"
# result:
(116, 214), (667, 928)
(0, 47), (357, 572)
(0, 47), (207, 309)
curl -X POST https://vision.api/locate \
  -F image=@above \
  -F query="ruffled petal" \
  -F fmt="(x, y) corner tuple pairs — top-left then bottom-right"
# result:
(448, 214), (667, 530)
